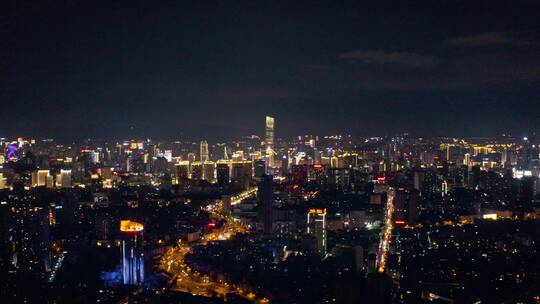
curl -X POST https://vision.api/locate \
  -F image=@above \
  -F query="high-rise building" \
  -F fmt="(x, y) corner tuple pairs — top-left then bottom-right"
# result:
(232, 150), (244, 161)
(254, 159), (266, 178)
(190, 162), (203, 180)
(119, 220), (144, 286)
(32, 170), (50, 187)
(0, 173), (6, 189)
(265, 116), (275, 168)
(202, 161), (215, 182)
(354, 245), (364, 272)
(442, 180), (449, 197)
(101, 167), (113, 180)
(55, 169), (71, 188)
(309, 164), (326, 187)
(258, 174), (273, 234)
(175, 161), (190, 181)
(216, 162), (230, 185)
(348, 210), (365, 230)
(413, 169), (424, 191)
(200, 140), (209, 162)
(223, 146), (229, 160)
(291, 165), (308, 185)
(231, 161), (252, 190)
(187, 152), (196, 163)
(127, 152), (145, 173)
(307, 208), (327, 257)
(394, 188), (419, 224)
(95, 215), (113, 240)
(463, 152), (471, 167)
(327, 168), (351, 191)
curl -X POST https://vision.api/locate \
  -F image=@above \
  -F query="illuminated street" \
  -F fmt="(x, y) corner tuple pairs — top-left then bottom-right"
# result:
(4, 2), (540, 303)
(159, 189), (268, 303)
(377, 187), (394, 273)
(230, 187), (258, 205)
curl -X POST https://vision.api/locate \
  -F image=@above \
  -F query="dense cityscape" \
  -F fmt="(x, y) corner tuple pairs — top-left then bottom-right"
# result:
(0, 116), (539, 303)
(4, 1), (540, 303)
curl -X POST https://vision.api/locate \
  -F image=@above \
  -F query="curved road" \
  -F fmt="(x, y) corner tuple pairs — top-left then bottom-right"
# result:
(159, 188), (268, 303)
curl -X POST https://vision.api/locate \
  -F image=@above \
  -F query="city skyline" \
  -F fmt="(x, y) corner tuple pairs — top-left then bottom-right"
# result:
(2, 2), (540, 303)
(1, 114), (539, 303)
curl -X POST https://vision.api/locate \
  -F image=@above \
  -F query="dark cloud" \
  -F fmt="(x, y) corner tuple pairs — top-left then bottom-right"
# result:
(334, 53), (540, 92)
(339, 50), (438, 68)
(331, 31), (540, 91)
(444, 32), (532, 47)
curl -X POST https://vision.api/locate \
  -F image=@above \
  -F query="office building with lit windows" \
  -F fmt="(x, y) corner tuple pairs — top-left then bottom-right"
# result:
(32, 170), (53, 188)
(175, 160), (190, 181)
(200, 140), (209, 162)
(55, 169), (71, 188)
(393, 188), (419, 225)
(307, 208), (327, 257)
(265, 116), (275, 168)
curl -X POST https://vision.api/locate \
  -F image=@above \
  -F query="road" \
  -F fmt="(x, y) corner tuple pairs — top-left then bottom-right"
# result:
(159, 188), (267, 303)
(376, 187), (395, 273)
(230, 187), (258, 205)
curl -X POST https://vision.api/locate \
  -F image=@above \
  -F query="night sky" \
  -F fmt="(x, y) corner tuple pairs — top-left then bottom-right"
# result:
(2, 1), (540, 140)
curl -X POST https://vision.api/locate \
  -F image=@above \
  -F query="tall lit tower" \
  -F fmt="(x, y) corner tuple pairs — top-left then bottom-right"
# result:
(200, 140), (209, 162)
(307, 208), (327, 257)
(265, 116), (275, 168)
(120, 220), (144, 286)
(223, 146), (229, 160)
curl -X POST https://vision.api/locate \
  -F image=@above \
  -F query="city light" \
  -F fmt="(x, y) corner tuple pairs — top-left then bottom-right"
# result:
(120, 220), (144, 232)
(482, 213), (498, 220)
(377, 188), (395, 273)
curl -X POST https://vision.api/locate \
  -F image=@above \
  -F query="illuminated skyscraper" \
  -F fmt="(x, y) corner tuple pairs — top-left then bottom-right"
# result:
(126, 152), (145, 173)
(265, 116), (274, 169)
(32, 170), (53, 188)
(55, 169), (71, 188)
(232, 150), (244, 161)
(120, 220), (144, 286)
(223, 146), (229, 160)
(200, 140), (209, 162)
(0, 173), (6, 189)
(307, 208), (327, 257)
(463, 153), (471, 167)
